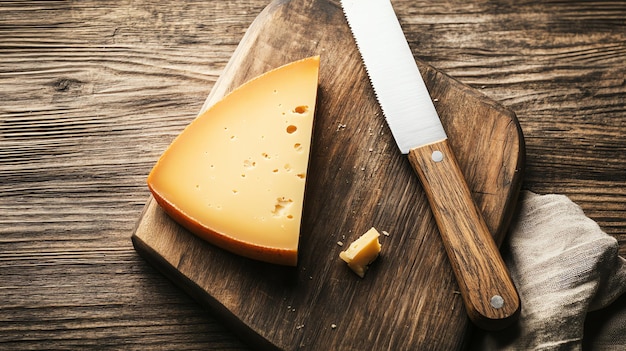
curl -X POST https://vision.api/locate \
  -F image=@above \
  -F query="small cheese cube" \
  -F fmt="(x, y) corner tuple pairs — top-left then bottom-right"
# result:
(339, 227), (382, 278)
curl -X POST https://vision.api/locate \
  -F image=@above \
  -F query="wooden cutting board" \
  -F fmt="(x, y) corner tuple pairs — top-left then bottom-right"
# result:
(132, 0), (525, 349)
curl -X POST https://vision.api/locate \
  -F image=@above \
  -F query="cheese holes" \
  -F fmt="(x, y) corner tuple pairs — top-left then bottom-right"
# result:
(207, 203), (222, 210)
(271, 197), (293, 218)
(293, 105), (308, 114)
(286, 125), (297, 134)
(294, 143), (302, 152)
(243, 159), (256, 169)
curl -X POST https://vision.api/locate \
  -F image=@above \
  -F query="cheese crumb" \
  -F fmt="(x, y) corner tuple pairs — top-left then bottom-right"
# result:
(339, 227), (382, 278)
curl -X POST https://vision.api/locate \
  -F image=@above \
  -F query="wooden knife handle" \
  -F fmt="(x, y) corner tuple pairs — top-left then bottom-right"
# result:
(408, 139), (520, 330)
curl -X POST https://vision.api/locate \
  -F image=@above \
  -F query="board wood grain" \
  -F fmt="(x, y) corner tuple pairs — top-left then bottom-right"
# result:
(132, 0), (524, 349)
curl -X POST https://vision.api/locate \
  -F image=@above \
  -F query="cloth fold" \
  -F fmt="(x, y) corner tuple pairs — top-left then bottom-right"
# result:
(471, 191), (626, 350)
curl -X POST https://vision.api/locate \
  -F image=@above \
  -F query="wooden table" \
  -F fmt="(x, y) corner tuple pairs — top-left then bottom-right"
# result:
(1, 0), (624, 349)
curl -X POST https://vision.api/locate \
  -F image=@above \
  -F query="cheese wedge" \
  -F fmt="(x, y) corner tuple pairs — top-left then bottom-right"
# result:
(147, 56), (320, 266)
(339, 227), (382, 278)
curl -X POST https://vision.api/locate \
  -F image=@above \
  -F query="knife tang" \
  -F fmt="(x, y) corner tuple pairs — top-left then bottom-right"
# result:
(408, 139), (520, 330)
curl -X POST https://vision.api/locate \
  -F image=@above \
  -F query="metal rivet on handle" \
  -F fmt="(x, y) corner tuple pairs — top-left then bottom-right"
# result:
(431, 150), (444, 162)
(490, 295), (504, 309)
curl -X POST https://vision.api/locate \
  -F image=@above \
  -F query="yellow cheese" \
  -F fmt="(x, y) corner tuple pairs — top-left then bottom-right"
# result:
(339, 227), (382, 278)
(147, 56), (320, 266)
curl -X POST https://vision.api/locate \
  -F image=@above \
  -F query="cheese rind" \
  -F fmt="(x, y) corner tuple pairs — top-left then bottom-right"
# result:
(339, 227), (382, 277)
(147, 56), (320, 266)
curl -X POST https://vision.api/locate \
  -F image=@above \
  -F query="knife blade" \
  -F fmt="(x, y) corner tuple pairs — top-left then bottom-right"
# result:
(341, 0), (520, 330)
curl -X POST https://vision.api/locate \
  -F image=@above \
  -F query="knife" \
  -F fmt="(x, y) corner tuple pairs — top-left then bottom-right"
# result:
(341, 0), (520, 330)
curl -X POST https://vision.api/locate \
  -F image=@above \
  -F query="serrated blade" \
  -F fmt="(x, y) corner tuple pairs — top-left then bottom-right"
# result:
(340, 0), (446, 154)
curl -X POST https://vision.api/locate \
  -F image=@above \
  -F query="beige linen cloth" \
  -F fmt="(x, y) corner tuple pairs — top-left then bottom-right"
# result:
(471, 191), (626, 350)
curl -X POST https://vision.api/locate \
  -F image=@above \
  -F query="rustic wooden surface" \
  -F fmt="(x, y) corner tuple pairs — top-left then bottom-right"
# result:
(1, 0), (624, 350)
